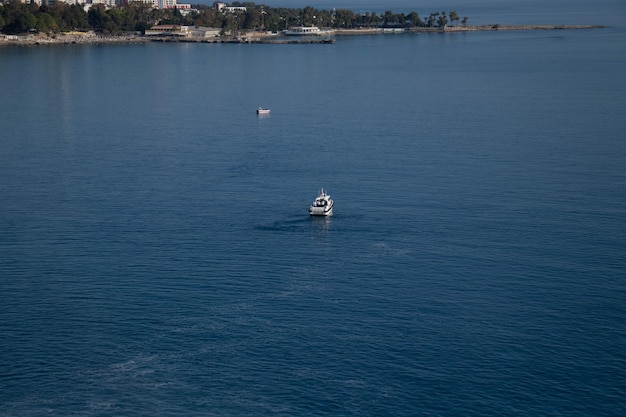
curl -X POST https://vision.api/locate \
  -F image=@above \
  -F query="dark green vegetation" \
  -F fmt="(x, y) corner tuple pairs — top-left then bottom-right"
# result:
(0, 0), (466, 35)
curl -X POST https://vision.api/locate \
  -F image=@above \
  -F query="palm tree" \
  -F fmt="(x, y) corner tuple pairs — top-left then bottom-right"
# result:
(449, 10), (459, 27)
(437, 11), (448, 28)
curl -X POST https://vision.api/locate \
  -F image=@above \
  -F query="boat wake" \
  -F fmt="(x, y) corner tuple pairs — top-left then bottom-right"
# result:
(255, 218), (311, 232)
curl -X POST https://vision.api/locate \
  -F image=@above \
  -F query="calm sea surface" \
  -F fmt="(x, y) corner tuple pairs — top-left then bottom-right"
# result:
(1, 17), (626, 417)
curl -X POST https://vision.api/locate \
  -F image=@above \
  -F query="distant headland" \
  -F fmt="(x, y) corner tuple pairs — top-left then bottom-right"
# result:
(0, 1), (605, 47)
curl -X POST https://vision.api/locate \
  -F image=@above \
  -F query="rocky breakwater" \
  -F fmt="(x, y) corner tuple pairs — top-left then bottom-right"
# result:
(1, 32), (147, 47)
(410, 24), (604, 33)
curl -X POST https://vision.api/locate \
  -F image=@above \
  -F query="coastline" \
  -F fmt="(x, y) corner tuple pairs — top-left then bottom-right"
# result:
(0, 25), (605, 47)
(336, 24), (605, 35)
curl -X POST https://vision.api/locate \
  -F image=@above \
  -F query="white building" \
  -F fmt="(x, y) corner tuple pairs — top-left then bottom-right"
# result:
(92, 0), (118, 7)
(145, 25), (190, 36)
(188, 26), (221, 38)
(215, 2), (246, 13)
(162, 1), (191, 10)
(45, 0), (118, 6)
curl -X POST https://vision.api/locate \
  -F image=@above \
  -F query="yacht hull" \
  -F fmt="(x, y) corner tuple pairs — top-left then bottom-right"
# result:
(309, 201), (334, 216)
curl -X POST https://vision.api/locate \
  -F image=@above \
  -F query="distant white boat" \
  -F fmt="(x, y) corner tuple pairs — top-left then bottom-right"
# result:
(284, 26), (323, 36)
(257, 107), (270, 115)
(309, 189), (334, 216)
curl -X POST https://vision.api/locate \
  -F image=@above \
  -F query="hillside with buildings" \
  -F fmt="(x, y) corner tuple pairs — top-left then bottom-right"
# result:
(1, 1), (466, 36)
(1, 1), (601, 44)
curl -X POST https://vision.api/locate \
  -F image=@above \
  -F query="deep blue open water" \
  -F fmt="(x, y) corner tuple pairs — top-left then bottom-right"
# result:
(2, 9), (626, 417)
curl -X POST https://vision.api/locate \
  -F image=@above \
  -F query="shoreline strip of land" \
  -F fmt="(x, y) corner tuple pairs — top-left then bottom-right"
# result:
(0, 25), (605, 47)
(341, 24), (604, 34)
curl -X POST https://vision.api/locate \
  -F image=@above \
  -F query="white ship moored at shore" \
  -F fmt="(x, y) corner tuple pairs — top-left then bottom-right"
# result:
(283, 26), (326, 36)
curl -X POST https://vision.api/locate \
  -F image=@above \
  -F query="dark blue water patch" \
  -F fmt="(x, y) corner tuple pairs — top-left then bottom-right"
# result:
(254, 216), (316, 232)
(2, 24), (626, 417)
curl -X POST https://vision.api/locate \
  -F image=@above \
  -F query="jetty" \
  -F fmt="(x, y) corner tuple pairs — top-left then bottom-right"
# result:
(333, 24), (603, 36)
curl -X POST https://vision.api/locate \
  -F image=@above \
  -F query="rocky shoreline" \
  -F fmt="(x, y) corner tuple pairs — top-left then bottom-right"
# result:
(0, 25), (605, 47)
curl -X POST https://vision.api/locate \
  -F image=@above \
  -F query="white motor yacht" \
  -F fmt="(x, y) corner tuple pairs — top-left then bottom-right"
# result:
(309, 189), (334, 216)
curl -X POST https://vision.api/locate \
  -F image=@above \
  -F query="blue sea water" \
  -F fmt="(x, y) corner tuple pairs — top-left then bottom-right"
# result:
(1, 13), (626, 417)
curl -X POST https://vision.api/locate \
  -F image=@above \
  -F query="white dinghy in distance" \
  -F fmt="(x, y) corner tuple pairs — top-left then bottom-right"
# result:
(309, 189), (334, 216)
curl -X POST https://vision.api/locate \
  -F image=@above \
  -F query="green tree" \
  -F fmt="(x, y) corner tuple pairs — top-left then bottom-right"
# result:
(88, 4), (112, 33)
(369, 12), (380, 27)
(1, 0), (27, 33)
(19, 11), (36, 32)
(106, 8), (128, 33)
(36, 12), (57, 33)
(301, 6), (315, 26)
(120, 3), (150, 32)
(334, 9), (356, 29)
(427, 12), (438, 28)
(191, 7), (220, 28)
(64, 4), (89, 31)
(242, 6), (262, 29)
(449, 10), (459, 26)
(437, 11), (448, 28)
(382, 10), (396, 25)
(43, 3), (67, 31)
(221, 10), (243, 34)
(406, 11), (422, 27)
